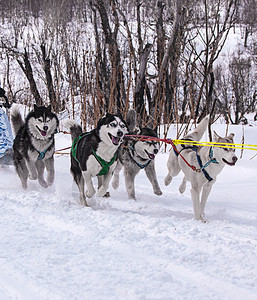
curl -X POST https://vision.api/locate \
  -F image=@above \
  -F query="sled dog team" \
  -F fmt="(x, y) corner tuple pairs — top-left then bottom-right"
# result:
(9, 104), (237, 222)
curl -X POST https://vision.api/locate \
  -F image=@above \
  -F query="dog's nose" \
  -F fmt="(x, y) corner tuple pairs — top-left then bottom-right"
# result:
(117, 130), (123, 137)
(43, 126), (48, 131)
(153, 149), (158, 154)
(232, 156), (238, 163)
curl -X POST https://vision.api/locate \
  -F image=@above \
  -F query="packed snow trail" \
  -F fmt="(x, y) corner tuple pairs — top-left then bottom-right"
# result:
(0, 126), (257, 300)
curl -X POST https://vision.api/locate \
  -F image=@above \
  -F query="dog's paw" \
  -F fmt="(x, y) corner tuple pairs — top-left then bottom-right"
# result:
(29, 173), (37, 180)
(47, 175), (55, 186)
(103, 192), (110, 198)
(97, 187), (107, 197)
(164, 174), (172, 186)
(179, 183), (186, 194)
(80, 196), (88, 206)
(197, 216), (208, 223)
(154, 188), (162, 196)
(112, 178), (119, 190)
(86, 189), (95, 198)
(38, 179), (48, 188)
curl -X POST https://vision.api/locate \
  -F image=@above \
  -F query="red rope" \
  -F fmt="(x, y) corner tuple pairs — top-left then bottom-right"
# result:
(55, 133), (197, 172)
(125, 134), (197, 172)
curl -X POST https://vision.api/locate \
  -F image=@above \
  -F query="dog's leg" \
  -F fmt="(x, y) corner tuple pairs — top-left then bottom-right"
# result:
(35, 160), (48, 188)
(200, 181), (214, 221)
(84, 173), (96, 198)
(179, 176), (187, 194)
(71, 166), (87, 206)
(26, 160), (38, 180)
(112, 160), (122, 190)
(77, 175), (87, 205)
(97, 176), (103, 189)
(190, 184), (203, 221)
(164, 151), (181, 186)
(97, 176), (110, 197)
(15, 158), (29, 189)
(145, 163), (162, 196)
(45, 157), (55, 186)
(124, 168), (137, 199)
(97, 172), (112, 197)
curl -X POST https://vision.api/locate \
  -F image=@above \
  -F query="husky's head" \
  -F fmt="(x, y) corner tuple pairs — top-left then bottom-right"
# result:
(133, 127), (160, 160)
(213, 131), (238, 166)
(97, 113), (128, 146)
(27, 105), (59, 140)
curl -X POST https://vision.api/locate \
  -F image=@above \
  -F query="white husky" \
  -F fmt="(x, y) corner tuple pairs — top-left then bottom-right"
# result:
(165, 116), (237, 222)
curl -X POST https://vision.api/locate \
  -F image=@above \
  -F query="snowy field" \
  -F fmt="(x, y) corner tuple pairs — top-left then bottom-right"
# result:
(0, 120), (257, 300)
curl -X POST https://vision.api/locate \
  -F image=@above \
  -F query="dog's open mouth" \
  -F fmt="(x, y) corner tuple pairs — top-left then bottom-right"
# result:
(36, 126), (47, 137)
(145, 150), (155, 160)
(222, 158), (236, 166)
(108, 133), (121, 146)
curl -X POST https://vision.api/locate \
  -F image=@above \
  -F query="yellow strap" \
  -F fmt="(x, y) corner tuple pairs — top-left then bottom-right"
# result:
(173, 139), (257, 151)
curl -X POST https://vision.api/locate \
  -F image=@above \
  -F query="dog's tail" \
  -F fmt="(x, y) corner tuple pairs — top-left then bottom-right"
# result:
(126, 109), (137, 133)
(63, 119), (82, 142)
(10, 105), (24, 136)
(184, 115), (210, 141)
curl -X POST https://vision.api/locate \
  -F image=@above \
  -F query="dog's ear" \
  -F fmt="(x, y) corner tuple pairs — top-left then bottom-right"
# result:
(34, 104), (38, 111)
(213, 130), (221, 142)
(126, 109), (137, 133)
(105, 112), (112, 118)
(153, 127), (158, 134)
(0, 87), (6, 97)
(227, 133), (235, 141)
(47, 105), (52, 111)
(116, 112), (123, 119)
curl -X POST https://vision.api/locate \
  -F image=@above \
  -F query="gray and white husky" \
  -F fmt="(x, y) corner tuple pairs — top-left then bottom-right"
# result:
(11, 104), (59, 189)
(64, 113), (128, 206)
(112, 110), (162, 199)
(164, 115), (237, 222)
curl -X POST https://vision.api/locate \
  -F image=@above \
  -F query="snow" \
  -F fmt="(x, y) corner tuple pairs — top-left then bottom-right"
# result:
(1, 121), (257, 300)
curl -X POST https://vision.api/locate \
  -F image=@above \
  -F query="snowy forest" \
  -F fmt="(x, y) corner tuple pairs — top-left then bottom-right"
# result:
(0, 0), (256, 129)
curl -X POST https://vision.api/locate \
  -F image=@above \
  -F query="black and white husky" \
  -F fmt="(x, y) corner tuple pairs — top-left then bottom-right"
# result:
(112, 110), (162, 199)
(164, 115), (238, 222)
(11, 104), (59, 189)
(64, 113), (128, 206)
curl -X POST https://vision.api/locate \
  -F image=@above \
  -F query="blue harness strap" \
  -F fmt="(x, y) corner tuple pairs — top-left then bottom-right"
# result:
(173, 141), (219, 181)
(129, 145), (151, 169)
(37, 148), (49, 160)
(194, 147), (219, 181)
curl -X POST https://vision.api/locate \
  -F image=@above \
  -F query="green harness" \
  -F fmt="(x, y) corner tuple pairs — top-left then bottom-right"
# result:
(71, 132), (117, 176)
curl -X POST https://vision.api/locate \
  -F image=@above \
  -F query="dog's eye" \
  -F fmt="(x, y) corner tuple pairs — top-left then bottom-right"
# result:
(110, 123), (116, 128)
(120, 123), (125, 128)
(38, 119), (43, 123)
(223, 147), (229, 151)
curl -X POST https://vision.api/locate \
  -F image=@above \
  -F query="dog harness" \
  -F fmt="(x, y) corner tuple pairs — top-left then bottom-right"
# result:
(194, 147), (219, 181)
(173, 142), (219, 181)
(37, 148), (49, 160)
(36, 131), (58, 160)
(128, 145), (151, 169)
(92, 149), (117, 176)
(71, 132), (117, 176)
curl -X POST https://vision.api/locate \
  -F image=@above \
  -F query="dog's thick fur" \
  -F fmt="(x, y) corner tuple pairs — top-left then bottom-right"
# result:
(11, 104), (59, 189)
(165, 115), (237, 222)
(112, 110), (162, 199)
(64, 113), (128, 206)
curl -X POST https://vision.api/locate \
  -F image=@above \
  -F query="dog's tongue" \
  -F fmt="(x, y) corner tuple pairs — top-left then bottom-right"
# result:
(112, 136), (120, 145)
(41, 130), (47, 137)
(148, 153), (155, 160)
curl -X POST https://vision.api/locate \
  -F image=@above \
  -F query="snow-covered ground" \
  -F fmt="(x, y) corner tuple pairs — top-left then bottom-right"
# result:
(0, 120), (257, 300)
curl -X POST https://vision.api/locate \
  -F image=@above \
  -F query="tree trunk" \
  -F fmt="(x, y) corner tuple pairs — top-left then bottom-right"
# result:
(41, 44), (58, 112)
(17, 48), (42, 106)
